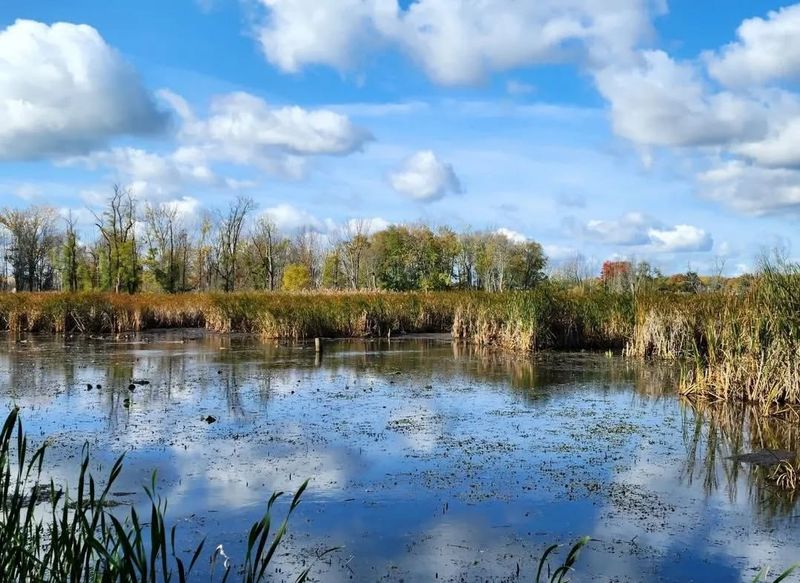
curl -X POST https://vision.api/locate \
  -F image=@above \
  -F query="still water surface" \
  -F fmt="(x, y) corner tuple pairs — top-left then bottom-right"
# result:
(1, 331), (798, 582)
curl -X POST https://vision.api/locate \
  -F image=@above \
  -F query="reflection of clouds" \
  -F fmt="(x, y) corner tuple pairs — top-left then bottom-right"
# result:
(4, 334), (800, 581)
(165, 440), (348, 511)
(588, 430), (800, 582)
(387, 403), (442, 454)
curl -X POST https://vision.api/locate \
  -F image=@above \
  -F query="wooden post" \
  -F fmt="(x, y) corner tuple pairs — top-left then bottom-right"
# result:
(314, 338), (322, 353)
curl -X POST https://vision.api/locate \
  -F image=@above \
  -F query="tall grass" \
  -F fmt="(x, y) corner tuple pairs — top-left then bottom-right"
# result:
(0, 407), (323, 582)
(0, 291), (458, 339)
(451, 287), (633, 352)
(680, 261), (800, 416)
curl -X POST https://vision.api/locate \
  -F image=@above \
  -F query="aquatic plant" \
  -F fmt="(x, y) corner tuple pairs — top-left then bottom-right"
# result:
(535, 536), (591, 582)
(0, 407), (323, 582)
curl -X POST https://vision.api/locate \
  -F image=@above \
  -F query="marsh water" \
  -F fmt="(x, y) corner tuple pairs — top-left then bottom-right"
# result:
(1, 330), (799, 582)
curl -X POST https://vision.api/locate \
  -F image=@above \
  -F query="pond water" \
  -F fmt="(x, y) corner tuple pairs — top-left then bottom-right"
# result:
(1, 330), (799, 582)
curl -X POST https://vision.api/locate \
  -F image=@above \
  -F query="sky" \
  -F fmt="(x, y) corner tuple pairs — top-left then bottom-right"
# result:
(1, 0), (799, 275)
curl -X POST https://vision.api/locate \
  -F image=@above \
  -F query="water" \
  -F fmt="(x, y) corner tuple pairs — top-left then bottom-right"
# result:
(1, 330), (798, 582)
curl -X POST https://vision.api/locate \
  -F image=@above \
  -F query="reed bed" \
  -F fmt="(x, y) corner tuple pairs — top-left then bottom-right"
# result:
(451, 287), (633, 352)
(0, 291), (459, 338)
(624, 263), (800, 416)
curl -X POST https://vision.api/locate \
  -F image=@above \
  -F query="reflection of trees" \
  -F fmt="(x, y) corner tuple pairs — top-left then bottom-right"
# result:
(680, 399), (799, 519)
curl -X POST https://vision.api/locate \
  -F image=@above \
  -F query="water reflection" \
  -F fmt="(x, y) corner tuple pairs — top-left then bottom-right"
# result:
(0, 331), (798, 581)
(680, 398), (799, 518)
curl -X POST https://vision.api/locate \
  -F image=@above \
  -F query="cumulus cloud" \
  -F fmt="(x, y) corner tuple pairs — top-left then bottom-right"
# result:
(648, 224), (712, 253)
(735, 114), (800, 169)
(262, 204), (389, 237)
(389, 150), (461, 202)
(0, 20), (166, 160)
(182, 92), (371, 157)
(584, 212), (652, 246)
(706, 4), (800, 87)
(71, 89), (374, 196)
(593, 50), (767, 148)
(495, 228), (527, 243)
(345, 217), (390, 235)
(69, 147), (216, 187)
(252, 0), (660, 85)
(162, 91), (371, 178)
(263, 203), (329, 232)
(583, 212), (712, 252)
(698, 161), (800, 216)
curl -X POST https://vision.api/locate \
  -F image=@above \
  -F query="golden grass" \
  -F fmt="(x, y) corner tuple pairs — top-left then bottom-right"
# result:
(0, 291), (459, 338)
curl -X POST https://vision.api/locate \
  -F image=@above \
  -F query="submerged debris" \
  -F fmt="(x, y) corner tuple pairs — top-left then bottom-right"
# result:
(729, 449), (795, 466)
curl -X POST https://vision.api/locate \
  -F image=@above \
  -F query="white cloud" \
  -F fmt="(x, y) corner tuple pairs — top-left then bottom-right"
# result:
(345, 217), (390, 235)
(584, 212), (652, 246)
(183, 92), (371, 156)
(735, 115), (800, 169)
(698, 160), (800, 216)
(263, 204), (389, 237)
(584, 212), (712, 252)
(72, 147), (215, 185)
(252, 0), (660, 85)
(389, 150), (461, 202)
(63, 147), (222, 200)
(706, 4), (800, 87)
(593, 50), (767, 148)
(0, 20), (166, 160)
(165, 91), (371, 178)
(12, 184), (42, 201)
(543, 244), (581, 262)
(162, 196), (202, 221)
(495, 227), (527, 243)
(253, 0), (383, 73)
(263, 203), (327, 232)
(648, 224), (712, 253)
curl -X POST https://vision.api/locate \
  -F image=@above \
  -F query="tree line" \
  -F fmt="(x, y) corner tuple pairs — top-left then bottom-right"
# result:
(0, 188), (549, 294)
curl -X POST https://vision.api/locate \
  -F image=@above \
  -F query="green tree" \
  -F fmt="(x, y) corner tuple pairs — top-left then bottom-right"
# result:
(321, 250), (346, 289)
(93, 186), (140, 294)
(61, 212), (80, 292)
(282, 263), (311, 291)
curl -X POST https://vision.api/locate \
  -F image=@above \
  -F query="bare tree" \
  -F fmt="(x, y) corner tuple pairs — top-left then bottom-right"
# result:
(143, 201), (189, 292)
(92, 185), (139, 293)
(215, 196), (255, 292)
(291, 227), (322, 288)
(339, 219), (371, 289)
(62, 211), (80, 292)
(251, 214), (286, 291)
(552, 253), (595, 289)
(0, 206), (59, 291)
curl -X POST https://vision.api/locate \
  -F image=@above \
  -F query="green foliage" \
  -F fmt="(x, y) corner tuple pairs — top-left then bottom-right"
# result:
(321, 251), (346, 289)
(282, 263), (312, 291)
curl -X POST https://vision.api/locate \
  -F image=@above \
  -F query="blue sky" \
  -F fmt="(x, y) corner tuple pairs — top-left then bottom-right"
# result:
(1, 0), (799, 274)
